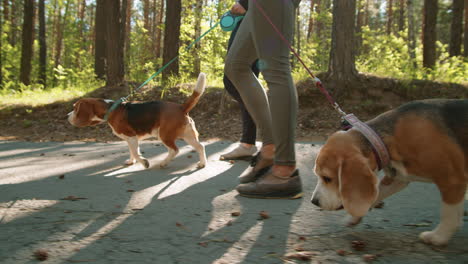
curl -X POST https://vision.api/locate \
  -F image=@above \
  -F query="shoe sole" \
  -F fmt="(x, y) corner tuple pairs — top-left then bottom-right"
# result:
(220, 155), (253, 161)
(238, 192), (303, 200)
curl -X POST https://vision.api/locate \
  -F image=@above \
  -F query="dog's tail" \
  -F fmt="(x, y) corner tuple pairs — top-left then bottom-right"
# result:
(182, 72), (206, 114)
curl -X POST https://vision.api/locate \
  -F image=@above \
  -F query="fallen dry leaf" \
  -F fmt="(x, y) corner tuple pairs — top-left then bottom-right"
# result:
(61, 196), (87, 201)
(259, 211), (270, 219)
(363, 254), (378, 262)
(336, 249), (352, 256)
(231, 211), (241, 217)
(198, 242), (208, 247)
(351, 240), (366, 251)
(284, 251), (317, 261)
(33, 249), (48, 261)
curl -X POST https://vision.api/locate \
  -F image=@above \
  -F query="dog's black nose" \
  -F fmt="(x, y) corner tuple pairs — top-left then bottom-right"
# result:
(311, 197), (320, 207)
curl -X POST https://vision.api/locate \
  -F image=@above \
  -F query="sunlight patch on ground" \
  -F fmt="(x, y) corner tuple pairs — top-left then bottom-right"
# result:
(212, 222), (264, 264)
(0, 200), (59, 223)
(202, 190), (241, 237)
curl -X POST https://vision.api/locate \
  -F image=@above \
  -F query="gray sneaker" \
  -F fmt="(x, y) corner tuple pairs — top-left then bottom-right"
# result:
(220, 144), (257, 160)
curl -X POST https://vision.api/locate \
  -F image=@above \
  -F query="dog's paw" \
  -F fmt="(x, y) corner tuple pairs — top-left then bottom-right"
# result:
(419, 231), (450, 246)
(197, 162), (206, 169)
(141, 159), (150, 169)
(124, 159), (136, 166)
(345, 215), (362, 227)
(158, 162), (168, 168)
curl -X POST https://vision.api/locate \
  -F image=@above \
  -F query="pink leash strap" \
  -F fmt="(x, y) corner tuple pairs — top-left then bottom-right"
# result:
(343, 114), (390, 170)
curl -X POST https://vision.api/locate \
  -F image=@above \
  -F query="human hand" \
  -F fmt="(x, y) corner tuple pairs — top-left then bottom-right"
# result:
(230, 3), (246, 15)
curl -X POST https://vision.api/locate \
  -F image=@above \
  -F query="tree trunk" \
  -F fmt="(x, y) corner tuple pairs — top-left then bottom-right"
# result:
(54, 0), (69, 70)
(356, 0), (364, 55)
(125, 0), (132, 72)
(94, 0), (106, 79)
(327, 0), (357, 97)
(0, 0), (3, 87)
(2, 0), (9, 25)
(296, 6), (301, 60)
(422, 0), (438, 69)
(120, 0), (127, 77)
(20, 0), (35, 85)
(155, 0), (164, 60)
(465, 0), (468, 57)
(315, 0), (323, 38)
(38, 0), (47, 87)
(192, 0), (202, 77)
(104, 0), (124, 86)
(398, 0), (405, 32)
(387, 0), (393, 35)
(449, 0), (464, 57)
(162, 0), (181, 81)
(307, 0), (314, 40)
(78, 0), (86, 49)
(9, 0), (18, 46)
(407, 0), (417, 69)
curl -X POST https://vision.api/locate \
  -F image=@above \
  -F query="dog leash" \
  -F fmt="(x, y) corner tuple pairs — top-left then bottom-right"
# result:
(251, 0), (390, 170)
(103, 21), (221, 121)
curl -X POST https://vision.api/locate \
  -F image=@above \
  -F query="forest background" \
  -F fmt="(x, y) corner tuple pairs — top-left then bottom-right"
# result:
(0, 0), (466, 142)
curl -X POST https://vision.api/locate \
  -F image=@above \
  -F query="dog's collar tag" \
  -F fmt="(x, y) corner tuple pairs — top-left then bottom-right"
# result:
(343, 114), (390, 170)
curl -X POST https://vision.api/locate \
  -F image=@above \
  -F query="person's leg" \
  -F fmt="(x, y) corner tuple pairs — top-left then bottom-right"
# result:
(224, 11), (274, 148)
(224, 11), (275, 179)
(235, 0), (302, 199)
(221, 20), (258, 160)
(250, 0), (298, 173)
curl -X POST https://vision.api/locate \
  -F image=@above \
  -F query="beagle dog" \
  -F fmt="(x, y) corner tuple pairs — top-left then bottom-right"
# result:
(68, 73), (207, 169)
(311, 99), (467, 246)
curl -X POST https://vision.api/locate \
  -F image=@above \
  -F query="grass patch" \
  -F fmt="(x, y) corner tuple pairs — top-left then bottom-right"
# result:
(0, 81), (104, 109)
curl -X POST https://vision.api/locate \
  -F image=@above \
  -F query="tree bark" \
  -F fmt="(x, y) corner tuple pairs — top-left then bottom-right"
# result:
(449, 0), (464, 57)
(0, 0), (3, 87)
(407, 0), (417, 69)
(162, 0), (181, 81)
(307, 0), (314, 40)
(387, 0), (393, 35)
(9, 0), (18, 46)
(94, 0), (106, 79)
(125, 0), (132, 71)
(2, 0), (8, 25)
(54, 0), (69, 70)
(78, 0), (86, 49)
(327, 0), (358, 97)
(20, 0), (35, 85)
(465, 0), (468, 57)
(398, 0), (405, 32)
(120, 0), (127, 76)
(38, 0), (47, 87)
(104, 0), (124, 86)
(356, 0), (364, 55)
(422, 0), (438, 69)
(155, 0), (164, 60)
(193, 0), (202, 77)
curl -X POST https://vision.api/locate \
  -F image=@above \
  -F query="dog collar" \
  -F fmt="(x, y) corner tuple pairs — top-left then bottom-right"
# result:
(103, 98), (126, 122)
(342, 114), (390, 170)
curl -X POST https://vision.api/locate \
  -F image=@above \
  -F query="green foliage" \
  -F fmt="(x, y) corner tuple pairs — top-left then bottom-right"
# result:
(356, 27), (468, 84)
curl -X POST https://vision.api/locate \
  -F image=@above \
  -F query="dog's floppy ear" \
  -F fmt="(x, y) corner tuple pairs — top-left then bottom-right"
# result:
(74, 101), (93, 127)
(339, 155), (378, 217)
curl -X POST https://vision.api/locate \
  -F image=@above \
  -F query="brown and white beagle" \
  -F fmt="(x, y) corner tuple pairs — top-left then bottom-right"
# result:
(68, 73), (207, 169)
(311, 99), (468, 246)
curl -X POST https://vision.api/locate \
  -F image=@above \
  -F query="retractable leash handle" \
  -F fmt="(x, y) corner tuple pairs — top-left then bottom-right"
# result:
(220, 11), (244, 31)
